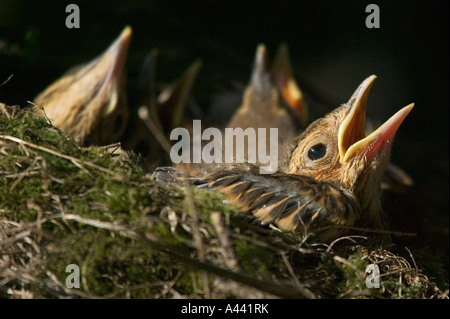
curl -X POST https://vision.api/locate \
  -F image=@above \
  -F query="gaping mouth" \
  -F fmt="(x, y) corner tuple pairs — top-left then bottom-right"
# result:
(338, 75), (414, 164)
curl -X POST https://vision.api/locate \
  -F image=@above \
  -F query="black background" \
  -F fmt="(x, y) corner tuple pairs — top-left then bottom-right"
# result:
(1, 0), (448, 281)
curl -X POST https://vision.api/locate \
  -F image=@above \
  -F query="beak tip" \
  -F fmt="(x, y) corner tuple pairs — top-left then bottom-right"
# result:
(256, 43), (268, 54)
(254, 44), (269, 71)
(121, 25), (133, 40)
(109, 26), (132, 54)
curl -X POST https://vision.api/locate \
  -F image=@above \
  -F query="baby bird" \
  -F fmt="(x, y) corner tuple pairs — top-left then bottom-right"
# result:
(212, 44), (306, 174)
(157, 75), (414, 243)
(121, 50), (202, 171)
(227, 44), (306, 144)
(33, 26), (132, 146)
(228, 44), (412, 192)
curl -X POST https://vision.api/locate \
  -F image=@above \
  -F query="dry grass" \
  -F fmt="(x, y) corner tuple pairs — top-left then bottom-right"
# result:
(0, 103), (448, 299)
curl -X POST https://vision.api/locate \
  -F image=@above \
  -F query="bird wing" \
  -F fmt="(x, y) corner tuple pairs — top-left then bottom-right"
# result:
(154, 165), (358, 240)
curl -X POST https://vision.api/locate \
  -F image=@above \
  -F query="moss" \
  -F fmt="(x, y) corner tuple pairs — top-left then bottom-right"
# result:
(234, 238), (274, 276)
(334, 247), (371, 297)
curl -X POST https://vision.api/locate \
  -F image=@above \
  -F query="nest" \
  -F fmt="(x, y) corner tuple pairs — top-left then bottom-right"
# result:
(0, 103), (447, 299)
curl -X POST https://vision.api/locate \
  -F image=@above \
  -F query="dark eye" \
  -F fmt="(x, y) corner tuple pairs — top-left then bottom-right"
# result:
(308, 143), (327, 160)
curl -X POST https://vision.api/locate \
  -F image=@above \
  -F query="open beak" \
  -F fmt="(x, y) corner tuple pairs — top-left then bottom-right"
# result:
(338, 75), (414, 164)
(272, 43), (308, 127)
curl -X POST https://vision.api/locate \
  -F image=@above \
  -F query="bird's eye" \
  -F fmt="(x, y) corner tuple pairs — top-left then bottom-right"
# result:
(308, 143), (327, 160)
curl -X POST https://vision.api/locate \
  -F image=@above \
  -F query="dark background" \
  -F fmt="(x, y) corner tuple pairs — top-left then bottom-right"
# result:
(1, 1), (448, 282)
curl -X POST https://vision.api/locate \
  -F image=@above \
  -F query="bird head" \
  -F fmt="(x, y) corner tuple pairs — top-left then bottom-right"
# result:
(235, 44), (276, 113)
(227, 44), (298, 145)
(288, 75), (413, 216)
(34, 26), (132, 146)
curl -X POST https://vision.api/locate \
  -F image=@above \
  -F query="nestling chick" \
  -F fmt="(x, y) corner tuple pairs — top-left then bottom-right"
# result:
(33, 26), (132, 146)
(227, 44), (304, 144)
(121, 50), (202, 171)
(158, 75), (414, 243)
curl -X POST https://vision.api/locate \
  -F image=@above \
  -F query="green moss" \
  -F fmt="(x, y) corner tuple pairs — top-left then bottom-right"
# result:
(334, 248), (370, 297)
(234, 238), (274, 275)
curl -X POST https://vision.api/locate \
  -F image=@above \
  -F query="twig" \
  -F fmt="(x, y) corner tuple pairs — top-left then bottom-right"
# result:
(43, 212), (312, 298)
(138, 106), (172, 155)
(211, 212), (240, 271)
(182, 178), (210, 298)
(10, 156), (42, 192)
(144, 232), (313, 298)
(326, 235), (368, 253)
(280, 252), (316, 299)
(53, 214), (139, 239)
(334, 255), (364, 275)
(316, 224), (417, 238)
(0, 135), (115, 176)
(0, 74), (14, 87)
